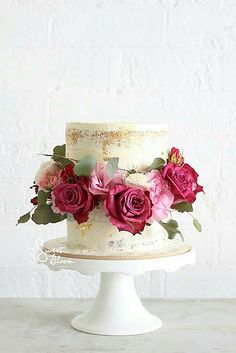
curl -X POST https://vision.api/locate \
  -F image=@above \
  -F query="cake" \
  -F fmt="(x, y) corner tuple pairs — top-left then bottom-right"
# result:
(18, 121), (204, 258)
(65, 122), (183, 256)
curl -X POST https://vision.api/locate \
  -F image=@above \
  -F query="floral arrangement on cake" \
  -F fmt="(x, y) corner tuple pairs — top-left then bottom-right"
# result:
(17, 145), (204, 239)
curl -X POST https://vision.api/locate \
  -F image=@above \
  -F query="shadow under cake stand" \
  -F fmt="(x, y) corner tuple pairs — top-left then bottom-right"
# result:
(40, 237), (195, 336)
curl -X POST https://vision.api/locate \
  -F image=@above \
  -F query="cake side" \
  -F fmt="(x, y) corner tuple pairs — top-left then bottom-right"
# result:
(66, 122), (168, 168)
(66, 122), (171, 254)
(67, 207), (168, 254)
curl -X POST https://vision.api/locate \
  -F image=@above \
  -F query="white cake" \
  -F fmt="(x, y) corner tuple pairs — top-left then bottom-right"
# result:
(65, 122), (183, 256)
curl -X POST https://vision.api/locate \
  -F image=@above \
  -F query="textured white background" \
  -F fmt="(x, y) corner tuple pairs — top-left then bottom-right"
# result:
(0, 0), (235, 298)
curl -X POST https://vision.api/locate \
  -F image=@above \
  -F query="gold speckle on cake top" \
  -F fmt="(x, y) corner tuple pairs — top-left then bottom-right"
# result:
(66, 129), (84, 145)
(66, 128), (166, 161)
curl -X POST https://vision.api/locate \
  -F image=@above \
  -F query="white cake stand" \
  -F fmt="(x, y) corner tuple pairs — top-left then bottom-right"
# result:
(39, 237), (195, 336)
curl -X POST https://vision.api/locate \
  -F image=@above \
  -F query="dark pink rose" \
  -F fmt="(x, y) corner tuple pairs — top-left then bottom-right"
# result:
(60, 164), (76, 182)
(162, 162), (203, 204)
(103, 184), (152, 235)
(168, 147), (184, 166)
(51, 177), (95, 223)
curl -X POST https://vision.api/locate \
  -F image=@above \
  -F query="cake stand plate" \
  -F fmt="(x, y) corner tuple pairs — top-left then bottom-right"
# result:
(39, 238), (195, 335)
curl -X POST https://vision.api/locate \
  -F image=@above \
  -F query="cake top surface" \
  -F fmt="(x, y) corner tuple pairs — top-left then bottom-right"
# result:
(66, 122), (168, 132)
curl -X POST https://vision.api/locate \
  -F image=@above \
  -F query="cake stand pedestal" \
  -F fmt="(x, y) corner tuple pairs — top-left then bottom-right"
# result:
(40, 238), (195, 336)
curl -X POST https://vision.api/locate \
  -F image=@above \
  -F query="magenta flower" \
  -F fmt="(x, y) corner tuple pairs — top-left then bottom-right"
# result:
(162, 163), (203, 204)
(51, 177), (95, 223)
(103, 184), (152, 235)
(168, 147), (184, 166)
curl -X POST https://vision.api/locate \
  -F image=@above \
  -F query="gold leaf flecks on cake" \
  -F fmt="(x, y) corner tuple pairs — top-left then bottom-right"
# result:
(79, 223), (92, 237)
(66, 129), (85, 145)
(66, 128), (166, 160)
(102, 139), (111, 161)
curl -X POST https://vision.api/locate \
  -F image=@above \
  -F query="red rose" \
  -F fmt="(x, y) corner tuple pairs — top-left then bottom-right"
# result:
(51, 177), (95, 223)
(103, 184), (152, 235)
(162, 162), (203, 204)
(60, 164), (76, 182)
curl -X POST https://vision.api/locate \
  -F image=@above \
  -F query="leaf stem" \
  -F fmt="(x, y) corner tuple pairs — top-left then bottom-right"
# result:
(37, 154), (79, 162)
(118, 168), (131, 173)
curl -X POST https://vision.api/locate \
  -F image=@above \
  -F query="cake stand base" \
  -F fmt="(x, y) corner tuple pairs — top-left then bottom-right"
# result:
(71, 272), (162, 335)
(40, 238), (195, 335)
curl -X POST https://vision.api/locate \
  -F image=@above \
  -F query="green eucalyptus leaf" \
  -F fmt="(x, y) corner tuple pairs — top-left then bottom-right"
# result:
(53, 144), (65, 157)
(171, 202), (193, 213)
(16, 212), (31, 225)
(32, 205), (52, 225)
(50, 212), (67, 223)
(106, 157), (119, 178)
(193, 218), (202, 232)
(52, 144), (73, 167)
(74, 155), (96, 177)
(32, 205), (67, 225)
(37, 190), (50, 206)
(148, 157), (165, 171)
(56, 157), (74, 168)
(159, 219), (182, 239)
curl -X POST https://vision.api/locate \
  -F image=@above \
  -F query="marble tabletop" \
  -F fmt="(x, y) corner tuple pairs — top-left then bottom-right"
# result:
(0, 298), (235, 353)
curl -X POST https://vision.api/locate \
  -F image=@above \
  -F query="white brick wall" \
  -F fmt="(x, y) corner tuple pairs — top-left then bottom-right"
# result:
(0, 0), (235, 298)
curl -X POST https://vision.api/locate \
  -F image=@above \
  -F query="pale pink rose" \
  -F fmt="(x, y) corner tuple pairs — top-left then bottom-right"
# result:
(89, 163), (123, 198)
(37, 173), (60, 191)
(147, 170), (167, 201)
(151, 189), (174, 221)
(35, 160), (61, 191)
(147, 170), (174, 221)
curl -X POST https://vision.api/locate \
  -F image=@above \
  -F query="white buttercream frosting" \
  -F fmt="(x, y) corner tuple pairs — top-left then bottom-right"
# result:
(65, 122), (173, 255)
(125, 172), (150, 189)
